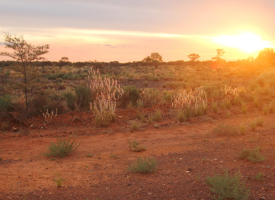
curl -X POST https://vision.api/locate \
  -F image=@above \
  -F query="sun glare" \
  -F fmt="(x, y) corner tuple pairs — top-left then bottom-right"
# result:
(213, 33), (272, 53)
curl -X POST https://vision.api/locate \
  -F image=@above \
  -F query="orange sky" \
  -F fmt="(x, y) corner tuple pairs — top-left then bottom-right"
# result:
(0, 0), (274, 62)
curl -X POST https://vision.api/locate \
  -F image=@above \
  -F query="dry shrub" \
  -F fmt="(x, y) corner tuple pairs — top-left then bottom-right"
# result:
(87, 68), (124, 127)
(172, 90), (207, 117)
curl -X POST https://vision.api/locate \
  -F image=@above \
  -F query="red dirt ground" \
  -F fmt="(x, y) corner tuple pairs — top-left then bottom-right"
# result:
(0, 107), (275, 200)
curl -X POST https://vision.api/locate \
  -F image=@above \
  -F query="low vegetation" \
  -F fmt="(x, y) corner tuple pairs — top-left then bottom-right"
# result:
(128, 140), (146, 152)
(206, 171), (250, 200)
(239, 147), (265, 162)
(213, 124), (238, 136)
(43, 137), (81, 158)
(128, 156), (157, 173)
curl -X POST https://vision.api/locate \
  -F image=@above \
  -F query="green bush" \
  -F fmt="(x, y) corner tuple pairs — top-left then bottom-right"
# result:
(75, 85), (91, 109)
(43, 137), (81, 158)
(119, 85), (140, 108)
(0, 95), (12, 111)
(206, 171), (250, 200)
(128, 156), (157, 173)
(239, 147), (265, 162)
(62, 88), (77, 110)
(213, 124), (238, 136)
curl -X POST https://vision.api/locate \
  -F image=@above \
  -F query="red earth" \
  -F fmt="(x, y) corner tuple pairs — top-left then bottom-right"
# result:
(0, 106), (275, 200)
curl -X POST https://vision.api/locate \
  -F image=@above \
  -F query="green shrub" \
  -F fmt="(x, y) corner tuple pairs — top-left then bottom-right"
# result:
(43, 137), (81, 158)
(143, 81), (149, 87)
(128, 140), (146, 152)
(162, 91), (174, 103)
(213, 124), (238, 136)
(62, 88), (77, 110)
(255, 173), (264, 181)
(154, 109), (162, 122)
(239, 147), (265, 162)
(119, 85), (140, 108)
(0, 95), (12, 111)
(131, 121), (140, 131)
(54, 173), (65, 187)
(140, 88), (162, 107)
(95, 113), (115, 128)
(206, 171), (250, 200)
(75, 85), (91, 109)
(128, 156), (157, 173)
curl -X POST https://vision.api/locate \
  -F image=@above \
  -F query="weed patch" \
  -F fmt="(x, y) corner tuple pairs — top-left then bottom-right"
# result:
(213, 124), (238, 136)
(128, 156), (157, 173)
(43, 137), (81, 158)
(206, 171), (250, 200)
(239, 147), (265, 162)
(128, 140), (146, 152)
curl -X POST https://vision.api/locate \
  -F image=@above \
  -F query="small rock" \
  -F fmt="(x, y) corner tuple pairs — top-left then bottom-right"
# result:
(267, 166), (271, 168)
(128, 183), (131, 186)
(259, 197), (265, 200)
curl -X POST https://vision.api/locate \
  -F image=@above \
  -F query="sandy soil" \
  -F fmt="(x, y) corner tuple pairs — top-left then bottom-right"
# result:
(0, 108), (275, 200)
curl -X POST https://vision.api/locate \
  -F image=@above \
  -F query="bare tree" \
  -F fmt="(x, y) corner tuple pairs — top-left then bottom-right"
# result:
(0, 33), (49, 113)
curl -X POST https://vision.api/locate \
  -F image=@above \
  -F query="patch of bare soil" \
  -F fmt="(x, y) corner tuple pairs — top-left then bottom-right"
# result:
(0, 110), (275, 199)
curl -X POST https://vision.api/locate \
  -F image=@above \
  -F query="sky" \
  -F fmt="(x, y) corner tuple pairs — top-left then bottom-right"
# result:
(0, 0), (275, 62)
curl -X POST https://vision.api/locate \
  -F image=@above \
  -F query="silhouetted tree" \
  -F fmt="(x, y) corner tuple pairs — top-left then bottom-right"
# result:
(58, 57), (69, 70)
(212, 49), (225, 61)
(142, 52), (163, 68)
(256, 48), (275, 66)
(0, 33), (49, 113)
(188, 53), (200, 66)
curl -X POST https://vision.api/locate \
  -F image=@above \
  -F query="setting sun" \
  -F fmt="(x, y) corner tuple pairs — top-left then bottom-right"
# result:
(213, 33), (272, 53)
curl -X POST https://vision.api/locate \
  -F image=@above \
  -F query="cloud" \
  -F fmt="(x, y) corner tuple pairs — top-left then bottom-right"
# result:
(103, 44), (135, 48)
(104, 44), (117, 48)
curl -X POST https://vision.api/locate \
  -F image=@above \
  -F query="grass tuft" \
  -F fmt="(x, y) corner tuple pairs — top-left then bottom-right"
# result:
(213, 124), (238, 136)
(128, 140), (146, 152)
(43, 137), (81, 158)
(206, 171), (250, 200)
(128, 156), (157, 173)
(54, 173), (65, 187)
(239, 147), (265, 163)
